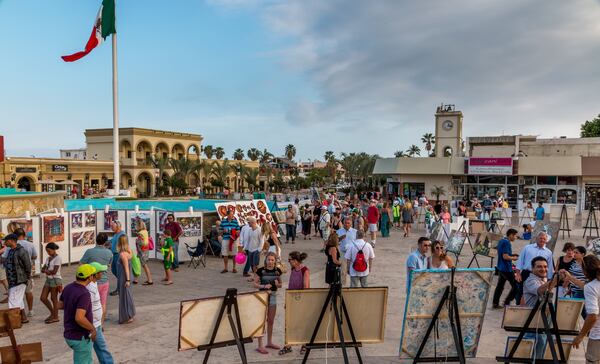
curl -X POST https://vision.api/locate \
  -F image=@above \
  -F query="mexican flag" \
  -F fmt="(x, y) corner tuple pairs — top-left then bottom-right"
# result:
(62, 0), (116, 62)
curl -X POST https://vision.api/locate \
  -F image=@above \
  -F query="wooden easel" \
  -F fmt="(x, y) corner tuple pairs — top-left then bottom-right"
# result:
(519, 208), (533, 226)
(412, 268), (466, 364)
(583, 205), (600, 239)
(467, 232), (496, 269)
(558, 204), (571, 239)
(0, 309), (42, 364)
(198, 288), (251, 364)
(448, 220), (472, 266)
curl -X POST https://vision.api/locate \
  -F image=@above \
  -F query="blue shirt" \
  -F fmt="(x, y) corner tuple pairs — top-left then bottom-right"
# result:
(406, 250), (428, 288)
(516, 243), (554, 278)
(111, 231), (125, 254)
(496, 238), (513, 273)
(80, 246), (114, 284)
(535, 207), (545, 221)
(220, 218), (240, 240)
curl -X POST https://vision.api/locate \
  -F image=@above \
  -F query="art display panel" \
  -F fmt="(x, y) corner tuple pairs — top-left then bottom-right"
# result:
(215, 199), (275, 231)
(400, 268), (493, 359)
(42, 216), (65, 243)
(69, 211), (98, 261)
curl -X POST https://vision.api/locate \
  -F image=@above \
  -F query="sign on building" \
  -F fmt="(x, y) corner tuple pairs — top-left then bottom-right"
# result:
(52, 164), (69, 172)
(468, 157), (513, 175)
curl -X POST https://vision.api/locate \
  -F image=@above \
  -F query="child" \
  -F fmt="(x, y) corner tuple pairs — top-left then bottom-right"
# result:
(424, 206), (433, 234)
(522, 223), (533, 240)
(40, 243), (62, 323)
(254, 252), (282, 354)
(161, 229), (174, 285)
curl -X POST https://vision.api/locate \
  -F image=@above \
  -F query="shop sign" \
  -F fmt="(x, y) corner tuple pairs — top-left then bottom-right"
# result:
(468, 157), (513, 175)
(15, 167), (36, 173)
(52, 164), (69, 172)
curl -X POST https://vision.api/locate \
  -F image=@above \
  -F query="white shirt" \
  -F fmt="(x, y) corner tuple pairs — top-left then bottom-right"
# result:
(239, 224), (251, 250)
(44, 255), (62, 279)
(344, 239), (375, 277)
(336, 227), (357, 254)
(515, 243), (554, 278)
(585, 279), (600, 339)
(245, 227), (263, 252)
(86, 281), (103, 328)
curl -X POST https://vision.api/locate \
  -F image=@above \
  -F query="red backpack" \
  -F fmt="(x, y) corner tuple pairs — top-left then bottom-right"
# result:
(352, 242), (368, 272)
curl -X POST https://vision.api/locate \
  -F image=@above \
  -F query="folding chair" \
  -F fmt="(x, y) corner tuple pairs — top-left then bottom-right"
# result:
(185, 239), (206, 269)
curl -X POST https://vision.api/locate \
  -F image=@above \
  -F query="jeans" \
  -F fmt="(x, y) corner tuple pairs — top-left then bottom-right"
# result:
(493, 270), (518, 306)
(243, 251), (260, 274)
(93, 326), (114, 364)
(286, 224), (296, 242)
(515, 270), (531, 305)
(172, 240), (180, 269)
(350, 276), (368, 288)
(65, 336), (93, 364)
(524, 333), (547, 359)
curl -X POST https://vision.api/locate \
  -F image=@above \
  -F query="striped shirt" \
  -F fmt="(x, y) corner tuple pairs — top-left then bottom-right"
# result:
(569, 261), (587, 296)
(86, 282), (103, 328)
(220, 218), (240, 240)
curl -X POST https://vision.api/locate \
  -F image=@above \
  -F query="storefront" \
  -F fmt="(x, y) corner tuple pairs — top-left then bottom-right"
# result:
(582, 157), (600, 210)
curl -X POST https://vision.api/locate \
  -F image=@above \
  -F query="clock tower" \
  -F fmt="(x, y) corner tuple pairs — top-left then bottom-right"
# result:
(434, 104), (464, 157)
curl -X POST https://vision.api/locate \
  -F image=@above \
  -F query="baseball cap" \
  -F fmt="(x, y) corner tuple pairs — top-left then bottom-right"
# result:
(3, 234), (18, 242)
(76, 264), (97, 279)
(88, 262), (108, 273)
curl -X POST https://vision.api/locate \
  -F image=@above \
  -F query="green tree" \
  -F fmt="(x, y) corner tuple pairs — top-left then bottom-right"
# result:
(146, 155), (170, 196)
(232, 148), (244, 160)
(421, 133), (435, 156)
(210, 160), (231, 192)
(215, 147), (225, 160)
(406, 145), (421, 157)
(247, 148), (261, 161)
(431, 185), (446, 202)
(260, 149), (274, 165)
(324, 151), (335, 162)
(394, 150), (405, 158)
(243, 168), (260, 192)
(203, 145), (214, 159)
(581, 114), (600, 137)
(285, 144), (296, 161)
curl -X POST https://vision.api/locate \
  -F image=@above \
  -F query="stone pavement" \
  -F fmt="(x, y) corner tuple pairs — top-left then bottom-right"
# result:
(9, 223), (592, 363)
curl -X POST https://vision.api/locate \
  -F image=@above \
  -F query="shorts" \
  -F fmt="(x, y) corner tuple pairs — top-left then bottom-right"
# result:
(221, 238), (237, 257)
(8, 284), (26, 309)
(0, 267), (6, 281)
(138, 250), (149, 266)
(393, 216), (400, 223)
(26, 278), (33, 293)
(98, 282), (109, 308)
(368, 223), (378, 232)
(268, 293), (277, 306)
(164, 258), (173, 270)
(44, 278), (63, 288)
(587, 338), (600, 363)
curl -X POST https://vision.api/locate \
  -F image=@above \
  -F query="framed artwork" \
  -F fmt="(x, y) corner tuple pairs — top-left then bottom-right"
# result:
(7, 219), (34, 242)
(72, 230), (95, 247)
(446, 229), (467, 255)
(130, 212), (151, 237)
(104, 211), (119, 230)
(85, 212), (96, 228)
(177, 217), (202, 237)
(71, 213), (83, 229)
(42, 216), (65, 243)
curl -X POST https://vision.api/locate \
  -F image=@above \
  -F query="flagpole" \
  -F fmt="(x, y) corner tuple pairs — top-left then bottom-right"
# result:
(111, 1), (120, 196)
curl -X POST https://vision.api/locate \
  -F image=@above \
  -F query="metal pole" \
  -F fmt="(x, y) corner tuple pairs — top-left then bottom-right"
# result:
(111, 1), (120, 196)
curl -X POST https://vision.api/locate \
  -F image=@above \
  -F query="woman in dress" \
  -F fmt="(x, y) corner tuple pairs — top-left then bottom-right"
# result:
(254, 252), (282, 354)
(324, 232), (342, 286)
(402, 198), (414, 237)
(380, 202), (391, 238)
(556, 242), (575, 297)
(428, 240), (455, 269)
(134, 220), (153, 285)
(279, 251), (310, 355)
(301, 204), (312, 240)
(117, 235), (136, 324)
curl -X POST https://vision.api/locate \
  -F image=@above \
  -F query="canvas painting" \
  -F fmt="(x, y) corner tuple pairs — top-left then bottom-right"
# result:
(429, 221), (444, 241)
(178, 217), (202, 237)
(531, 221), (560, 251)
(130, 212), (151, 237)
(43, 216), (65, 243)
(104, 211), (119, 230)
(85, 212), (96, 228)
(400, 268), (494, 359)
(446, 229), (468, 255)
(72, 230), (95, 247)
(157, 211), (172, 233)
(588, 237), (600, 258)
(472, 232), (502, 257)
(8, 220), (33, 242)
(71, 213), (83, 229)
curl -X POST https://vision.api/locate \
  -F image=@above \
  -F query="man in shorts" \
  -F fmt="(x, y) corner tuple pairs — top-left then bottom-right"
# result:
(3, 234), (31, 323)
(219, 209), (240, 273)
(10, 228), (38, 317)
(366, 200), (380, 246)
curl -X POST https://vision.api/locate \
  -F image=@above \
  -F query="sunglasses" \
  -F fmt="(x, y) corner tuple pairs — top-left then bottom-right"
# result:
(435, 246), (445, 250)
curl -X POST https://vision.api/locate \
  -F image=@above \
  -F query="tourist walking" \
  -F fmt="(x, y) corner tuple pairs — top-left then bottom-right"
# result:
(254, 252), (282, 354)
(573, 255), (600, 359)
(3, 228), (37, 318)
(555, 242), (575, 298)
(312, 202), (322, 238)
(220, 209), (240, 273)
(116, 235), (135, 324)
(428, 240), (455, 269)
(285, 205), (297, 244)
(3, 234), (31, 323)
(337, 217), (357, 286)
(279, 251), (310, 355)
(535, 202), (545, 221)
(134, 220), (153, 285)
(161, 230), (174, 285)
(109, 221), (125, 296)
(406, 237), (431, 290)
(86, 262), (114, 364)
(80, 233), (113, 324)
(59, 264), (97, 364)
(164, 214), (183, 271)
(345, 230), (375, 288)
(401, 197), (413, 237)
(40, 242), (62, 324)
(366, 200), (380, 245)
(301, 204), (312, 240)
(262, 222), (281, 256)
(380, 202), (391, 238)
(324, 232), (342, 286)
(242, 217), (262, 278)
(319, 205), (331, 242)
(392, 201), (401, 228)
(492, 229), (519, 309)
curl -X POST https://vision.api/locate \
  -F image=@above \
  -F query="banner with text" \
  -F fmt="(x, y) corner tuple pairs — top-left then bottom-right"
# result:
(468, 157), (513, 175)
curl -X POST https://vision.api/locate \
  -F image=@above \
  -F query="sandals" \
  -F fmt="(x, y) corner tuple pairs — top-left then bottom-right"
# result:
(232, 269), (237, 273)
(279, 346), (292, 355)
(256, 348), (268, 355)
(220, 269), (228, 274)
(142, 281), (154, 285)
(45, 318), (59, 324)
(266, 344), (280, 350)
(133, 281), (139, 285)
(164, 281), (173, 285)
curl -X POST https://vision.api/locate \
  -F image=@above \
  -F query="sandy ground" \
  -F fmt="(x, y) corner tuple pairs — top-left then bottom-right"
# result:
(11, 220), (592, 363)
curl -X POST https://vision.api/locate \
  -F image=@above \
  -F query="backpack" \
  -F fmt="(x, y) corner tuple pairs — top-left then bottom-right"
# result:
(352, 242), (368, 273)
(142, 235), (155, 251)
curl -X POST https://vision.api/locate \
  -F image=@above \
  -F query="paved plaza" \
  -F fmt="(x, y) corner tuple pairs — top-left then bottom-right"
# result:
(13, 221), (591, 363)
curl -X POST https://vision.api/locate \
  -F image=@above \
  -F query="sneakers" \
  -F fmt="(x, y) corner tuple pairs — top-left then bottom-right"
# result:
(27, 310), (34, 317)
(492, 304), (503, 310)
(109, 290), (119, 296)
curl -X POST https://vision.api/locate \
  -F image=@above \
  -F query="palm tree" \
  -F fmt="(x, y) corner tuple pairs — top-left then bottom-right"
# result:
(234, 162), (246, 192)
(431, 185), (446, 202)
(203, 145), (214, 159)
(247, 148), (260, 161)
(215, 147), (225, 160)
(243, 168), (260, 192)
(324, 150), (335, 162)
(232, 148), (244, 161)
(210, 160), (231, 192)
(394, 150), (405, 158)
(406, 145), (421, 157)
(421, 133), (435, 157)
(146, 155), (170, 196)
(199, 160), (213, 193)
(260, 149), (273, 165)
(262, 164), (274, 191)
(285, 144), (296, 161)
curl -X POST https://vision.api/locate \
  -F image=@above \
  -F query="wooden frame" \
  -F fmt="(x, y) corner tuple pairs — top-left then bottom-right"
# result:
(284, 287), (388, 345)
(178, 291), (268, 351)
(501, 299), (583, 331)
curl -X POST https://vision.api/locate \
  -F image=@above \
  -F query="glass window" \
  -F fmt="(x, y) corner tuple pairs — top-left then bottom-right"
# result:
(478, 176), (506, 184)
(585, 185), (600, 210)
(127, 151), (132, 158)
(537, 176), (557, 185)
(507, 176), (518, 184)
(536, 188), (556, 203)
(557, 189), (577, 204)
(402, 183), (425, 200)
(558, 176), (577, 185)
(523, 176), (536, 185)
(467, 176), (478, 184)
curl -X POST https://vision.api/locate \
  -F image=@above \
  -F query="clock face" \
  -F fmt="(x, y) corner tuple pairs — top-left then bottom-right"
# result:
(442, 120), (453, 131)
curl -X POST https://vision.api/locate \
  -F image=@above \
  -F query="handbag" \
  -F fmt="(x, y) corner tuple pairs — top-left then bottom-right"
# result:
(131, 255), (141, 277)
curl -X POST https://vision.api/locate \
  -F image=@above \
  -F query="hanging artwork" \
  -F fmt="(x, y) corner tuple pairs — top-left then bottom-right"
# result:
(72, 230), (95, 247)
(214, 200), (272, 227)
(104, 211), (119, 230)
(157, 211), (172, 233)
(400, 268), (493, 359)
(7, 219), (34, 242)
(446, 229), (468, 255)
(42, 215), (65, 243)
(177, 217), (202, 237)
(130, 212), (151, 237)
(71, 213), (83, 229)
(85, 212), (96, 228)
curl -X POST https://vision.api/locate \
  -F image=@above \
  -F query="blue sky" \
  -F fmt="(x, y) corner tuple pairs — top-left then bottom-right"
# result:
(1, 1), (600, 160)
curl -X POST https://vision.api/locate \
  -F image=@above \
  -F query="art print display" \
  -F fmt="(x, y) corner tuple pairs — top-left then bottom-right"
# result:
(400, 268), (493, 359)
(472, 232), (502, 257)
(214, 199), (272, 227)
(42, 216), (65, 243)
(157, 211), (172, 233)
(531, 221), (560, 252)
(71, 212), (83, 229)
(130, 212), (151, 237)
(104, 211), (119, 230)
(8, 219), (34, 242)
(177, 217), (202, 237)
(72, 230), (95, 247)
(85, 212), (96, 228)
(445, 229), (468, 255)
